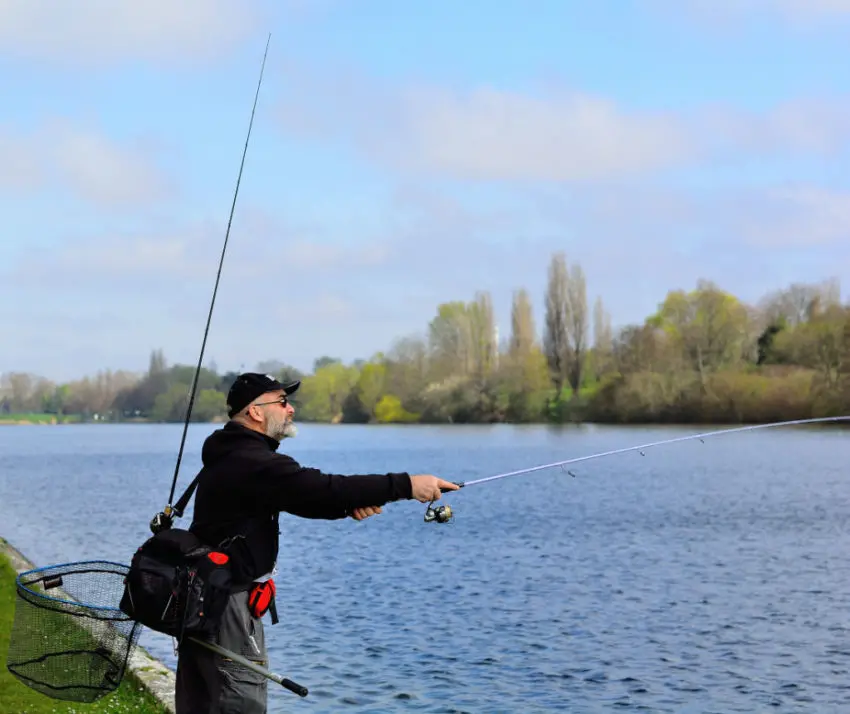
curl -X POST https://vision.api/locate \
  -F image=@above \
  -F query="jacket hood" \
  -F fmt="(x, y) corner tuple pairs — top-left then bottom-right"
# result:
(201, 421), (279, 465)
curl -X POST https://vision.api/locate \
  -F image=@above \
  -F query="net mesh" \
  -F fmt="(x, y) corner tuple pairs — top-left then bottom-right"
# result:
(6, 560), (142, 703)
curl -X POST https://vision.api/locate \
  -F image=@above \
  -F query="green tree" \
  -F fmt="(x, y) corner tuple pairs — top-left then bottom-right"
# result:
(374, 394), (419, 423)
(193, 388), (228, 422)
(313, 356), (341, 372)
(649, 280), (752, 391)
(773, 305), (849, 391)
(503, 288), (549, 421)
(353, 360), (387, 420)
(428, 301), (473, 380)
(298, 362), (359, 422)
(383, 335), (430, 414)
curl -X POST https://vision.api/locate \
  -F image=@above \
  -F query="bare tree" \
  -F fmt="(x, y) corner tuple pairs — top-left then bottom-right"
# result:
(759, 278), (842, 327)
(148, 349), (167, 375)
(468, 291), (497, 381)
(593, 296), (612, 353)
(509, 288), (536, 359)
(592, 295), (613, 378)
(543, 253), (569, 394)
(564, 263), (588, 393)
(2, 372), (35, 411)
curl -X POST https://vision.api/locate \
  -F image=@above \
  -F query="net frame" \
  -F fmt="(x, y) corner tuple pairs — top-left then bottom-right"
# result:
(6, 559), (143, 703)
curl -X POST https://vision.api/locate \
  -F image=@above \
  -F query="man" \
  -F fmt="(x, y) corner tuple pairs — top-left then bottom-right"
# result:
(175, 372), (458, 714)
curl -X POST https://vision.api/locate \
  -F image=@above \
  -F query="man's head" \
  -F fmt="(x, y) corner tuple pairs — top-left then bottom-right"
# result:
(226, 372), (300, 441)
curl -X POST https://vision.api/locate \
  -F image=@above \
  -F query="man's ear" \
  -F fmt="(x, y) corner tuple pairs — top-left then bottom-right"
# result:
(251, 403), (269, 424)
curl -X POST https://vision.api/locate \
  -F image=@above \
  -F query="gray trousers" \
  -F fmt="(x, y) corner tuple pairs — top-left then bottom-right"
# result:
(175, 590), (268, 714)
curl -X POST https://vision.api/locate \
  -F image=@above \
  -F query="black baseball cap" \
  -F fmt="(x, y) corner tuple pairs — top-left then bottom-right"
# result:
(227, 372), (301, 418)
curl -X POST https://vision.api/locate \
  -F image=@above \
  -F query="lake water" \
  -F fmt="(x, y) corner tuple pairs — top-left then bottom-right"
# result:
(1, 421), (850, 713)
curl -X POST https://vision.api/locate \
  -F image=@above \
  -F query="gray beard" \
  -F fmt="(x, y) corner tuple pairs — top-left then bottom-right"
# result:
(267, 415), (297, 441)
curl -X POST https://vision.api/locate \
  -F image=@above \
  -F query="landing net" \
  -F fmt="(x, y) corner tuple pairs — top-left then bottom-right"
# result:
(6, 560), (142, 703)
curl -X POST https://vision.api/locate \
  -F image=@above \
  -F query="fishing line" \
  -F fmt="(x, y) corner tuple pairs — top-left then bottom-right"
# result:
(424, 415), (850, 523)
(156, 33), (271, 528)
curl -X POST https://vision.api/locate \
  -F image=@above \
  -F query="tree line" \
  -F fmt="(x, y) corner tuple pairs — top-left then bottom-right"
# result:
(3, 254), (848, 425)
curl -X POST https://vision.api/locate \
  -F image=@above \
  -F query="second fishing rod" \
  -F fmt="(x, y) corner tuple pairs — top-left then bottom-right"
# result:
(132, 34), (309, 698)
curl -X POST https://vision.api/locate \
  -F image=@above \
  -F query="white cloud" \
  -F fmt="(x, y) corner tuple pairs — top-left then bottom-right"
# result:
(530, 181), (850, 253)
(644, 0), (850, 29)
(277, 74), (693, 181)
(0, 132), (42, 190)
(770, 0), (850, 18)
(0, 120), (172, 208)
(287, 293), (355, 321)
(733, 186), (850, 247)
(0, 0), (263, 66)
(2, 210), (392, 290)
(276, 66), (850, 183)
(695, 99), (850, 158)
(0, 214), (375, 380)
(401, 88), (691, 181)
(409, 93), (850, 178)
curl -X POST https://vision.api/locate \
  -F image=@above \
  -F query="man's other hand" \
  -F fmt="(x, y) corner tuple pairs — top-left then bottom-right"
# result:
(351, 506), (383, 521)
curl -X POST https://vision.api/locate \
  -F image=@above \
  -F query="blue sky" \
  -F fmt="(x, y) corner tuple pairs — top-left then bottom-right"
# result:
(2, 0), (849, 382)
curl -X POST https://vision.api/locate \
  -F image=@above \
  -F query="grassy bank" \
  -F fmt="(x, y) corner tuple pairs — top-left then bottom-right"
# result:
(0, 551), (170, 713)
(0, 413), (82, 425)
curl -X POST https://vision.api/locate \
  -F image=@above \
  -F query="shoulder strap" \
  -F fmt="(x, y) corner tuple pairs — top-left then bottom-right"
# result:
(149, 473), (203, 534)
(173, 474), (202, 518)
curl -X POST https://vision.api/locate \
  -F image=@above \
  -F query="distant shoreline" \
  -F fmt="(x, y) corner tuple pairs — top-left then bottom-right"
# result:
(2, 417), (848, 429)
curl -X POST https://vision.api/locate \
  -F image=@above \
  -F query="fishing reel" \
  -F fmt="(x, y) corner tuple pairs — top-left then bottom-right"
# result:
(150, 506), (174, 534)
(424, 500), (454, 524)
(423, 482), (464, 524)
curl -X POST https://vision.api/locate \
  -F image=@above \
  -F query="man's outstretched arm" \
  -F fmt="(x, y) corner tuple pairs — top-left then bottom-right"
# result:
(256, 453), (458, 518)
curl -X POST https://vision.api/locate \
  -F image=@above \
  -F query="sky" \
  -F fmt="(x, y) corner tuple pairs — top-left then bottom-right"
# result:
(2, 0), (849, 383)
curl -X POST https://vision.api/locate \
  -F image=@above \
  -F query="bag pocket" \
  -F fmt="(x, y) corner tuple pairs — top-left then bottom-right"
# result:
(120, 554), (183, 636)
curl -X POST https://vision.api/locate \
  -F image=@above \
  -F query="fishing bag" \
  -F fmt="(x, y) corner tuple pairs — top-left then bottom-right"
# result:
(119, 526), (233, 640)
(119, 473), (234, 640)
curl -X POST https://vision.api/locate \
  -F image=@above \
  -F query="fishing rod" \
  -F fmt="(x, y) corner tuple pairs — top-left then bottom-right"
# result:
(423, 415), (850, 523)
(149, 34), (271, 535)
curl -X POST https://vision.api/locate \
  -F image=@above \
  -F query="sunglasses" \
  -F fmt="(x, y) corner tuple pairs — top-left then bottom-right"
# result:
(253, 395), (289, 408)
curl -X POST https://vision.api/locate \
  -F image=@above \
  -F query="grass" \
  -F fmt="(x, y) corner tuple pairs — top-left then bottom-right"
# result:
(0, 413), (82, 425)
(0, 552), (171, 713)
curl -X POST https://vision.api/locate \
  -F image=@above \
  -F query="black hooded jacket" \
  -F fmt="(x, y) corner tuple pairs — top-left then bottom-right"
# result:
(189, 421), (412, 585)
